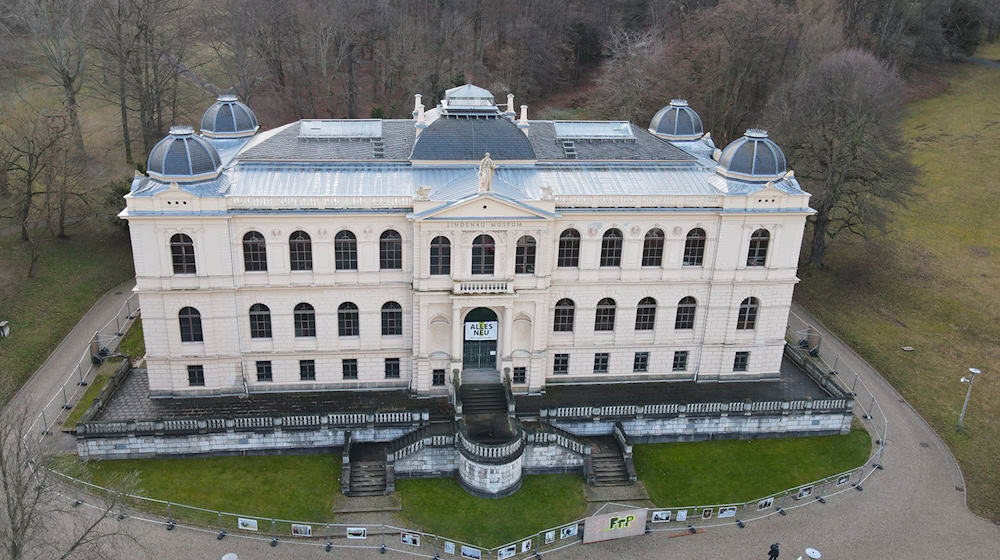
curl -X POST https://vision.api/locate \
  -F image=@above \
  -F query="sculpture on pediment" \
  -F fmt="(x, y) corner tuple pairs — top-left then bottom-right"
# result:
(414, 185), (432, 201)
(539, 183), (554, 200)
(478, 152), (496, 193)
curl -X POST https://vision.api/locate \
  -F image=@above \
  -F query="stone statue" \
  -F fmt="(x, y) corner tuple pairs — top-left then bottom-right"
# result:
(478, 152), (496, 193)
(414, 185), (432, 201)
(539, 184), (554, 200)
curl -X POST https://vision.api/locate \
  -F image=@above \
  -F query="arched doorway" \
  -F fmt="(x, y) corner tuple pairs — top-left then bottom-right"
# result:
(463, 307), (498, 370)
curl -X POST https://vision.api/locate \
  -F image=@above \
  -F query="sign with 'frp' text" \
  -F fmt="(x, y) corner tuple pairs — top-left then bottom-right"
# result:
(582, 508), (647, 544)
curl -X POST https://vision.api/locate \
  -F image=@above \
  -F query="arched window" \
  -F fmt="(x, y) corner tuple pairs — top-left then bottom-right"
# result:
(747, 229), (770, 266)
(683, 228), (706, 266)
(242, 231), (267, 272)
(515, 235), (536, 274)
(557, 229), (580, 267)
(178, 306), (203, 342)
(429, 236), (451, 275)
(471, 234), (495, 275)
(289, 231), (312, 271)
(642, 229), (664, 267)
(249, 303), (271, 338)
(381, 301), (402, 335)
(334, 230), (358, 270)
(553, 298), (575, 332)
(293, 302), (315, 337)
(594, 298), (616, 331)
(635, 297), (657, 331)
(675, 296), (696, 330)
(600, 228), (623, 267)
(380, 230), (402, 269)
(737, 297), (759, 330)
(338, 302), (360, 336)
(170, 233), (196, 274)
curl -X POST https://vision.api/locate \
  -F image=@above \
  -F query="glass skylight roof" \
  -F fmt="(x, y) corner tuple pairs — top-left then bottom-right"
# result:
(298, 119), (382, 139)
(553, 121), (634, 140)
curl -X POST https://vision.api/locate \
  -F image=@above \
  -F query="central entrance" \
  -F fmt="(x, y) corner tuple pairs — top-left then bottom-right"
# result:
(463, 307), (498, 370)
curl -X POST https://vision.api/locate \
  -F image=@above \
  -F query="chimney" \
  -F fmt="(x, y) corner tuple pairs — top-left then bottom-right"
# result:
(507, 93), (515, 115)
(412, 94), (422, 119)
(518, 104), (529, 129)
(415, 104), (427, 135)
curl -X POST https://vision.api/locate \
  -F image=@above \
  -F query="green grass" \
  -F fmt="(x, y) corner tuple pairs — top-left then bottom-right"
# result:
(396, 475), (586, 548)
(795, 44), (1000, 519)
(0, 231), (133, 403)
(635, 428), (872, 506)
(61, 359), (120, 431)
(75, 453), (341, 525)
(118, 319), (145, 360)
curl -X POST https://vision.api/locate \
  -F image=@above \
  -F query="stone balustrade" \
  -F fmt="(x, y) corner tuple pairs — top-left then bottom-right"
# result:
(541, 397), (852, 420)
(453, 280), (511, 294)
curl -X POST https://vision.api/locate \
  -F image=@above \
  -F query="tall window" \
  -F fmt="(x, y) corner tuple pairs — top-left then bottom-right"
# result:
(335, 230), (358, 270)
(293, 303), (315, 337)
(515, 235), (536, 274)
(737, 297), (759, 330)
(380, 230), (402, 269)
(338, 302), (359, 336)
(635, 297), (657, 331)
(249, 303), (271, 338)
(733, 351), (750, 372)
(242, 231), (267, 272)
(553, 353), (569, 375)
(642, 228), (664, 267)
(384, 358), (401, 378)
(594, 298), (616, 331)
(672, 351), (689, 372)
(299, 359), (316, 380)
(178, 307), (203, 342)
(600, 229), (623, 267)
(593, 353), (610, 373)
(429, 236), (451, 275)
(471, 234), (495, 275)
(633, 352), (649, 373)
(381, 301), (402, 335)
(553, 298), (575, 332)
(512, 367), (526, 384)
(683, 228), (706, 266)
(187, 365), (205, 386)
(675, 297), (696, 330)
(557, 229), (580, 267)
(170, 233), (196, 274)
(289, 231), (312, 271)
(432, 369), (446, 386)
(255, 361), (272, 382)
(342, 359), (358, 380)
(747, 229), (770, 266)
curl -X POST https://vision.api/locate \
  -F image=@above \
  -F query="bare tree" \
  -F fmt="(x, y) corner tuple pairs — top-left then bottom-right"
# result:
(590, 29), (665, 124)
(0, 383), (138, 560)
(766, 48), (916, 267)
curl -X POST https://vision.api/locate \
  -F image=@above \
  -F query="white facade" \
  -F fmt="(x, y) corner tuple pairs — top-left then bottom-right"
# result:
(122, 87), (812, 398)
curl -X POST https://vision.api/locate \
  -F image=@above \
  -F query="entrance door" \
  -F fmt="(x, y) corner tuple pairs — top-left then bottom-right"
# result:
(463, 307), (498, 370)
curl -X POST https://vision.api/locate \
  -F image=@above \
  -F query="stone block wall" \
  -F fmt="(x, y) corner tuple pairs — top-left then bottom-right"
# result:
(522, 443), (585, 473)
(393, 446), (458, 477)
(457, 452), (523, 498)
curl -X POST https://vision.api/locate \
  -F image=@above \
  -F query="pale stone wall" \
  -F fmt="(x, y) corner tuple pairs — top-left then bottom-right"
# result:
(457, 452), (523, 497)
(553, 411), (852, 441)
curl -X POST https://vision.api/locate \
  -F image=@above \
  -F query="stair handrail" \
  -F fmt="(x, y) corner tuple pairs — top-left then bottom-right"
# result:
(503, 370), (516, 418)
(385, 426), (429, 463)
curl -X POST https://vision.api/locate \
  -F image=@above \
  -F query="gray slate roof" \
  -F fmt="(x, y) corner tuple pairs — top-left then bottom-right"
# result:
(238, 120), (415, 161)
(410, 117), (536, 160)
(526, 121), (694, 161)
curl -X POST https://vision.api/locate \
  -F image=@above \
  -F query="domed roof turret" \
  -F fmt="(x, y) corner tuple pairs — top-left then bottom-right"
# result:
(649, 99), (703, 141)
(716, 129), (787, 181)
(146, 126), (223, 182)
(200, 94), (259, 138)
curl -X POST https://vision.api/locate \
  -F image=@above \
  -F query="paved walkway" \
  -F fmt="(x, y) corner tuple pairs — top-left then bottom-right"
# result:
(12, 289), (1000, 559)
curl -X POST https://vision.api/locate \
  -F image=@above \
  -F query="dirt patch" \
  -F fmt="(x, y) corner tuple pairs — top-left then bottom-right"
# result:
(969, 246), (991, 258)
(902, 62), (954, 103)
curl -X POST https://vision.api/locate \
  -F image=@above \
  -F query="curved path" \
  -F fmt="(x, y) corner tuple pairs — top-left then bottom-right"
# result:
(12, 288), (1000, 559)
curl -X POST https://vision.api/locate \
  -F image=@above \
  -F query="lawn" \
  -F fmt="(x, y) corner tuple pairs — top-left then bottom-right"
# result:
(75, 453), (341, 525)
(118, 319), (145, 360)
(0, 231), (134, 404)
(794, 44), (1000, 519)
(61, 359), (121, 431)
(395, 475), (586, 548)
(635, 428), (872, 506)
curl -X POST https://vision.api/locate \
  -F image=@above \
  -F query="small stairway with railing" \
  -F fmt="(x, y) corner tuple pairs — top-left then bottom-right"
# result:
(342, 434), (391, 497)
(585, 423), (637, 487)
(459, 383), (508, 416)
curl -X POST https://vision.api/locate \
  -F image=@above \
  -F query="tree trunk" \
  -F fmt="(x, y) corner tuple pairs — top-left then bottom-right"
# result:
(118, 62), (133, 166)
(62, 78), (86, 157)
(808, 214), (829, 267)
(346, 43), (358, 119)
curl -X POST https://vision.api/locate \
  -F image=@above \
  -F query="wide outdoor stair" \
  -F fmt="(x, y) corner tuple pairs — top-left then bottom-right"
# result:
(460, 383), (508, 415)
(347, 461), (388, 496)
(587, 436), (633, 487)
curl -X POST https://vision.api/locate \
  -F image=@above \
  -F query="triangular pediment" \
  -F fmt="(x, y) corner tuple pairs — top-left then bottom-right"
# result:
(152, 183), (198, 200)
(412, 192), (555, 221)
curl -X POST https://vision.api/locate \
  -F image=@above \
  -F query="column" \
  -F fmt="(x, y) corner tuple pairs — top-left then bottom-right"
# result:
(502, 304), (513, 358)
(451, 306), (462, 361)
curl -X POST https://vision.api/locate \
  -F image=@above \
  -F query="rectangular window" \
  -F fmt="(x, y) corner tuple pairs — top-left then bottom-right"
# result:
(733, 351), (750, 372)
(187, 365), (205, 386)
(553, 353), (569, 375)
(512, 367), (527, 384)
(672, 351), (688, 372)
(432, 369), (446, 386)
(633, 352), (649, 373)
(342, 359), (358, 380)
(255, 361), (272, 382)
(299, 359), (316, 381)
(515, 241), (536, 274)
(385, 358), (400, 379)
(593, 353), (610, 374)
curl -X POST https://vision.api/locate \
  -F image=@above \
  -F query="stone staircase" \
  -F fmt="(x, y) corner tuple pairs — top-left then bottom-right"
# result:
(459, 383), (508, 415)
(588, 436), (633, 487)
(347, 461), (388, 496)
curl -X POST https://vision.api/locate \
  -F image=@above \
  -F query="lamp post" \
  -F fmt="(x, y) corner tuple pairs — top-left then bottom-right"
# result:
(956, 367), (982, 432)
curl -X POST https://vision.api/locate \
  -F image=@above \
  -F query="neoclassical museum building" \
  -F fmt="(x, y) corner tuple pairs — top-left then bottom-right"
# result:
(123, 85), (811, 399)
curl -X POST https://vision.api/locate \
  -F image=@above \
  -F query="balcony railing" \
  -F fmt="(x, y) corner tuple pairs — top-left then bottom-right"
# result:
(453, 281), (511, 295)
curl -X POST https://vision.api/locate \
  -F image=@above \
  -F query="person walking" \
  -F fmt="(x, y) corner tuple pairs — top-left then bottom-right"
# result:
(768, 542), (780, 559)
